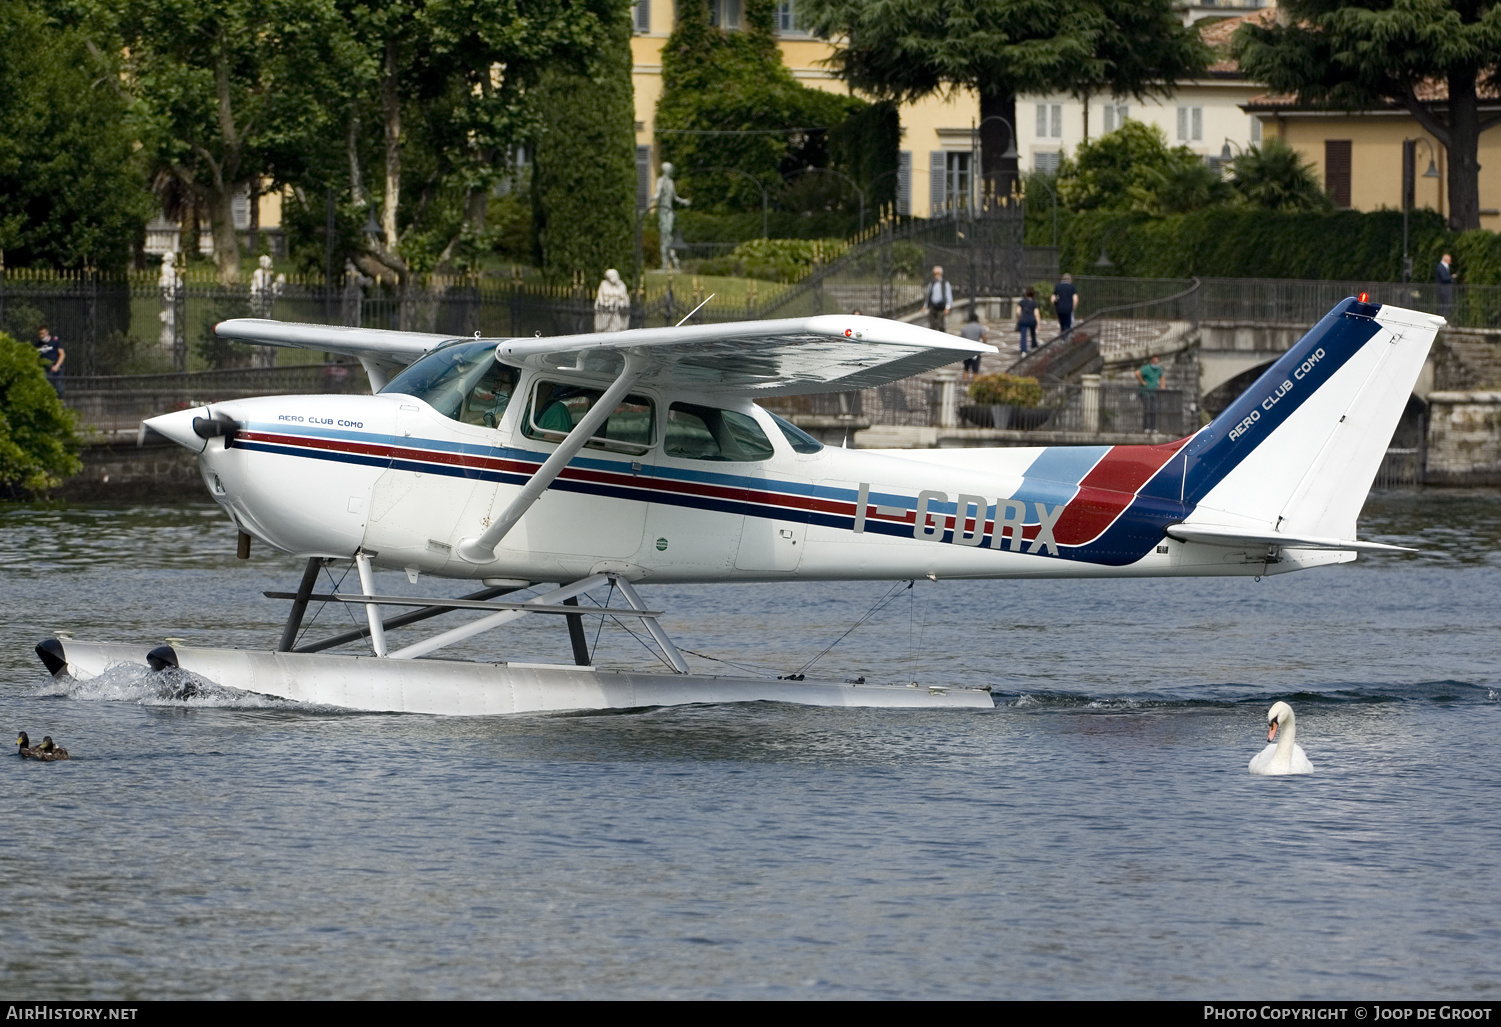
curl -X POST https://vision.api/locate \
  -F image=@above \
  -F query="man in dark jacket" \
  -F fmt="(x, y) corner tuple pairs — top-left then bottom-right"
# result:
(35, 324), (65, 396)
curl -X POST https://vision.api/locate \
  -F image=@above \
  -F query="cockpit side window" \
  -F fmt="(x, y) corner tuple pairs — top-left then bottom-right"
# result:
(521, 379), (655, 455)
(379, 341), (516, 428)
(665, 402), (775, 461)
(768, 411), (824, 453)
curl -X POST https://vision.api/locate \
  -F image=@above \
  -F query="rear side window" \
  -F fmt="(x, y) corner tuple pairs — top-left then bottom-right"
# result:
(768, 411), (823, 453)
(522, 380), (655, 455)
(665, 403), (775, 462)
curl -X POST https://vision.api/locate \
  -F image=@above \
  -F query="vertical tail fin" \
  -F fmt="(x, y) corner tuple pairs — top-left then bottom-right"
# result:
(1181, 298), (1440, 540)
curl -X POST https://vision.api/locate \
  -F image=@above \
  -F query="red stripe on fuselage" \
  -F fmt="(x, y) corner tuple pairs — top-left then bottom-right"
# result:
(1051, 438), (1191, 546)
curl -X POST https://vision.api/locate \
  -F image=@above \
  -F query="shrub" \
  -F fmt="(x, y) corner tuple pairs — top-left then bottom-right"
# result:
(727, 237), (847, 281)
(0, 332), (81, 495)
(969, 373), (1044, 407)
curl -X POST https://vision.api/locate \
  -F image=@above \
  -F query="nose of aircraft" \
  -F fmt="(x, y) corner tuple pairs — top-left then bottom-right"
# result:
(144, 406), (210, 453)
(144, 406), (240, 454)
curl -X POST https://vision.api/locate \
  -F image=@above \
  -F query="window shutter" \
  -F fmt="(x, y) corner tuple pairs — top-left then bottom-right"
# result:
(1325, 140), (1352, 208)
(1177, 107), (1188, 141)
(1050, 104), (1062, 138)
(898, 150), (912, 216)
(1250, 117), (1261, 143)
(1192, 107), (1203, 141)
(930, 151), (946, 215)
(1119, 105), (1128, 123)
(634, 1), (650, 32)
(1036, 104), (1047, 138)
(636, 145), (652, 211)
(1103, 105), (1114, 134)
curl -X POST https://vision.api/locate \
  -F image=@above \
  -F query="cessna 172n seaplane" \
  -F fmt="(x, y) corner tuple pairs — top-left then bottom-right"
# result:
(36, 296), (1439, 715)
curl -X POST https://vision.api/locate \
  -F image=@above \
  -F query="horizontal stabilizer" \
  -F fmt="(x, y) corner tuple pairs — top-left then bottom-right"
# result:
(1165, 523), (1414, 553)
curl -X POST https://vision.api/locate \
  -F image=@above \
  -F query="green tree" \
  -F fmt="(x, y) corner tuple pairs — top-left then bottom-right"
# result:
(1235, 0), (1501, 230)
(798, 0), (1210, 204)
(334, 1), (620, 306)
(107, 0), (357, 281)
(0, 334), (81, 495)
(1133, 160), (1234, 215)
(1058, 121), (1200, 210)
(655, 0), (884, 219)
(0, 3), (154, 270)
(1229, 138), (1332, 212)
(529, 5), (637, 284)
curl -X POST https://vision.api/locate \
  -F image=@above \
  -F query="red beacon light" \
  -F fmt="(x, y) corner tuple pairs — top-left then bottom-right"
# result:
(1358, 292), (1369, 303)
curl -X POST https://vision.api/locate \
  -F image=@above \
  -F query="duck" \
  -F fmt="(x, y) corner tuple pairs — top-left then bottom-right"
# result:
(36, 736), (70, 761)
(1248, 701), (1314, 776)
(16, 731), (40, 758)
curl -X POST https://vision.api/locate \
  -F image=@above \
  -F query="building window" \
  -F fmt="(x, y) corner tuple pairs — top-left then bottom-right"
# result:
(634, 1), (650, 32)
(929, 151), (971, 213)
(1177, 106), (1203, 142)
(1325, 139), (1352, 208)
(1033, 151), (1061, 175)
(946, 151), (971, 210)
(1035, 103), (1062, 139)
(1250, 116), (1262, 143)
(708, 0), (741, 29)
(775, 1), (804, 34)
(1102, 104), (1129, 133)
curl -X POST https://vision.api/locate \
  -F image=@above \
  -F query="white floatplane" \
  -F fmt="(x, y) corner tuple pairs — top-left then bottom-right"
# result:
(36, 298), (1440, 715)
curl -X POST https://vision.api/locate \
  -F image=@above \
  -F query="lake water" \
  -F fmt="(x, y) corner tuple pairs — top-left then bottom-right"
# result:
(2, 491), (1498, 999)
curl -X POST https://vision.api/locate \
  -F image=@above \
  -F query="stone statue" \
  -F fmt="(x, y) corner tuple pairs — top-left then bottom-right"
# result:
(247, 254), (286, 366)
(593, 269), (631, 333)
(341, 259), (373, 328)
(157, 251), (180, 351)
(248, 254), (285, 318)
(653, 162), (690, 271)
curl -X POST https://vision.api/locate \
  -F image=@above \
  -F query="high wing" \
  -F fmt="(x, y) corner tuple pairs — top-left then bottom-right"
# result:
(215, 320), (458, 389)
(215, 314), (994, 396)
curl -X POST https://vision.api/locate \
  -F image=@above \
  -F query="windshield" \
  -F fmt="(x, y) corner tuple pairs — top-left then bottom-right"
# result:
(379, 341), (516, 426)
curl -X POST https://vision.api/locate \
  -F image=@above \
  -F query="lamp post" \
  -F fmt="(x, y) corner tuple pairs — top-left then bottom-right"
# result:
(691, 166), (770, 239)
(784, 166), (866, 234)
(973, 114), (1020, 209)
(1402, 138), (1442, 284)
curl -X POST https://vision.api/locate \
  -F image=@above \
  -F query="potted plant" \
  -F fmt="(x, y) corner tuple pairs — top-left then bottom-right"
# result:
(963, 373), (1050, 430)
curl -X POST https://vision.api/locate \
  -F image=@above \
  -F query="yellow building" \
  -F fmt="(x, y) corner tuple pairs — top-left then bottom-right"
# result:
(631, 3), (1272, 220)
(628, 0), (987, 219)
(1244, 87), (1501, 230)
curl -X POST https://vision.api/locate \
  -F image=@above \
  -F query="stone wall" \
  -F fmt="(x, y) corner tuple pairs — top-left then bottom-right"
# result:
(1425, 392), (1501, 486)
(51, 438), (205, 503)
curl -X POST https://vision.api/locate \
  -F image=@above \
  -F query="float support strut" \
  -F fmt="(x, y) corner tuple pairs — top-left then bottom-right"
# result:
(277, 557), (323, 652)
(612, 576), (689, 674)
(354, 551), (387, 657)
(563, 596), (591, 666)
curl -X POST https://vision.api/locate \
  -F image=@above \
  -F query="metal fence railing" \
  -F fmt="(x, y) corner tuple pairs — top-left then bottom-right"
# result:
(1012, 278), (1202, 381)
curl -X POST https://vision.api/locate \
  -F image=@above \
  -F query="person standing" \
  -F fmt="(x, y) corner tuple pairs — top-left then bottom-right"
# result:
(35, 324), (65, 396)
(1436, 253), (1454, 316)
(922, 265), (952, 333)
(958, 310), (988, 377)
(1051, 274), (1078, 339)
(1136, 354), (1164, 432)
(1016, 287), (1039, 355)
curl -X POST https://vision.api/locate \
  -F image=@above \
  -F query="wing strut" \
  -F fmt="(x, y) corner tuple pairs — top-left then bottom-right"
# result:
(457, 354), (645, 564)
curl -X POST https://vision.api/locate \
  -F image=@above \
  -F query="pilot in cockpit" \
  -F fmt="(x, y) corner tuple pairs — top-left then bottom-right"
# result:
(459, 360), (518, 429)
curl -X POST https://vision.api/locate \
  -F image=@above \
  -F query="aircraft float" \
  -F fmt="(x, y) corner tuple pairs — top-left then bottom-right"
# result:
(35, 297), (1440, 715)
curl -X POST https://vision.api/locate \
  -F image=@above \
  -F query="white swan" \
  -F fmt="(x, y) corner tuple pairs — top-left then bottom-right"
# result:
(1248, 700), (1314, 776)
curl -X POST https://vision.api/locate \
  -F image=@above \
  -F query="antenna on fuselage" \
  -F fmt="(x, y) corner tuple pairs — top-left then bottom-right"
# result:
(675, 294), (715, 327)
